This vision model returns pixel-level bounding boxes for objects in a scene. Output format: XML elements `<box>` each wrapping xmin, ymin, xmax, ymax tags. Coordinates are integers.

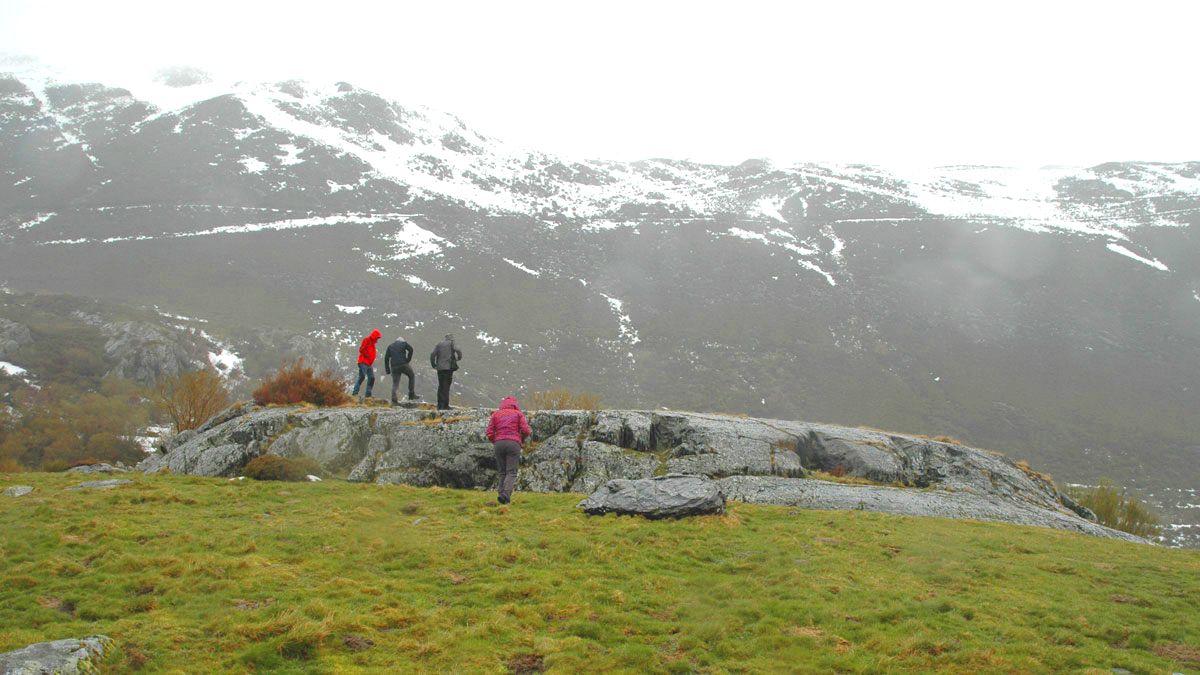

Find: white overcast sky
<box><xmin>1</xmin><ymin>0</ymin><xmax>1195</xmax><ymax>166</ymax></box>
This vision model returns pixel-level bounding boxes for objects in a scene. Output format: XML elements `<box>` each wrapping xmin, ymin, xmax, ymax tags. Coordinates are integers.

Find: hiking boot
<box><xmin>391</xmin><ymin>398</ymin><xmax>399</xmax><ymax>405</ymax></box>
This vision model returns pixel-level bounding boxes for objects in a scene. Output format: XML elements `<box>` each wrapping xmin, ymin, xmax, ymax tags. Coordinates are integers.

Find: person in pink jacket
<box><xmin>485</xmin><ymin>396</ymin><xmax>532</xmax><ymax>504</ymax></box>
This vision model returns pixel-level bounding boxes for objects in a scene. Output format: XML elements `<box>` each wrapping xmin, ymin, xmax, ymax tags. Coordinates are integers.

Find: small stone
<box><xmin>66</xmin><ymin>479</ymin><xmax>133</xmax><ymax>491</ymax></box>
<box><xmin>4</xmin><ymin>485</ymin><xmax>34</xmax><ymax>497</ymax></box>
<box><xmin>0</xmin><ymin>635</ymin><xmax>112</xmax><ymax>673</ymax></box>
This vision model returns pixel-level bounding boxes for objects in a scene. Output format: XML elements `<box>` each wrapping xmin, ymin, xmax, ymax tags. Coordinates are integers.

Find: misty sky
<box><xmin>1</xmin><ymin>0</ymin><xmax>1195</xmax><ymax>166</ymax></box>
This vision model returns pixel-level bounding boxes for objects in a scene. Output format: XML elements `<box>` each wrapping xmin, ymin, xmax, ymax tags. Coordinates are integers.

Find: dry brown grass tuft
<box><xmin>529</xmin><ymin>388</ymin><xmax>601</xmax><ymax>411</ymax></box>
<box><xmin>1153</xmin><ymin>642</ymin><xmax>1200</xmax><ymax>663</ymax></box>
<box><xmin>507</xmin><ymin>653</ymin><xmax>545</xmax><ymax>674</ymax></box>
<box><xmin>243</xmin><ymin>455</ymin><xmax>323</xmax><ymax>482</ymax></box>
<box><xmin>1014</xmin><ymin>460</ymin><xmax>1055</xmax><ymax>485</ymax></box>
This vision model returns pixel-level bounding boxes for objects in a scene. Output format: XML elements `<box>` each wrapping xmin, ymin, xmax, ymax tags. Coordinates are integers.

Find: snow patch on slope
<box><xmin>18</xmin><ymin>213</ymin><xmax>55</xmax><ymax>230</ymax></box>
<box><xmin>385</xmin><ymin>221</ymin><xmax>453</xmax><ymax>260</ymax></box>
<box><xmin>239</xmin><ymin>157</ymin><xmax>268</xmax><ymax>174</ymax></box>
<box><xmin>752</xmin><ymin>196</ymin><xmax>788</xmax><ymax>223</ymax></box>
<box><xmin>1106</xmin><ymin>243</ymin><xmax>1170</xmax><ymax>272</ymax></box>
<box><xmin>402</xmin><ymin>275</ymin><xmax>448</xmax><ymax>294</ymax></box>
<box><xmin>600</xmin><ymin>294</ymin><xmax>641</xmax><ymax>346</ymax></box>
<box><xmin>503</xmin><ymin>258</ymin><xmax>541</xmax><ymax>277</ymax></box>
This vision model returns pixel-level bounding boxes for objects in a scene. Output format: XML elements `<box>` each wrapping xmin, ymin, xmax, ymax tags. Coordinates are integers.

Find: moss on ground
<box><xmin>0</xmin><ymin>473</ymin><xmax>1197</xmax><ymax>673</ymax></box>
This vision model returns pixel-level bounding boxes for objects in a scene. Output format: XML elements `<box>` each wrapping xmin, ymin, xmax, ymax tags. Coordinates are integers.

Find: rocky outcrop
<box><xmin>3</xmin><ymin>486</ymin><xmax>33</xmax><ymax>497</ymax></box>
<box><xmin>0</xmin><ymin>318</ymin><xmax>32</xmax><ymax>360</ymax></box>
<box><xmin>139</xmin><ymin>405</ymin><xmax>1143</xmax><ymax>542</ymax></box>
<box><xmin>579</xmin><ymin>475</ymin><xmax>726</xmax><ymax>519</ymax></box>
<box><xmin>72</xmin><ymin>312</ymin><xmax>212</xmax><ymax>385</ymax></box>
<box><xmin>0</xmin><ymin>635</ymin><xmax>112</xmax><ymax>674</ymax></box>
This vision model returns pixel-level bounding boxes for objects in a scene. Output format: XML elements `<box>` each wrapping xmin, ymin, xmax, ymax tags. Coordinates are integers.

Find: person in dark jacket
<box><xmin>485</xmin><ymin>396</ymin><xmax>531</xmax><ymax>504</ymax></box>
<box><xmin>383</xmin><ymin>336</ymin><xmax>416</xmax><ymax>404</ymax></box>
<box><xmin>352</xmin><ymin>329</ymin><xmax>382</xmax><ymax>402</ymax></box>
<box><xmin>429</xmin><ymin>333</ymin><xmax>462</xmax><ymax>411</ymax></box>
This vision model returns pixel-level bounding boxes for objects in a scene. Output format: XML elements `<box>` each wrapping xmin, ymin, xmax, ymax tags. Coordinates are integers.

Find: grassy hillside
<box><xmin>0</xmin><ymin>474</ymin><xmax>1197</xmax><ymax>674</ymax></box>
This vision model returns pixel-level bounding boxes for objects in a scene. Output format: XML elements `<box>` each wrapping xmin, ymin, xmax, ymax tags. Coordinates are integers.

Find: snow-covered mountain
<box><xmin>1</xmin><ymin>59</ymin><xmax>1198</xmax><ymax>545</ymax></box>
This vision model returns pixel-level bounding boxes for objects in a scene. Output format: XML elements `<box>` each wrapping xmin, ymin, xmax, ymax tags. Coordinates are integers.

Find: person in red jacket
<box><xmin>485</xmin><ymin>396</ymin><xmax>532</xmax><ymax>504</ymax></box>
<box><xmin>352</xmin><ymin>329</ymin><xmax>382</xmax><ymax>402</ymax></box>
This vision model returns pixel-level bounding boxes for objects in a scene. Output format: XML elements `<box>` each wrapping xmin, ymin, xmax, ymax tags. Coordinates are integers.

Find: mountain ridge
<box><xmin>1</xmin><ymin>63</ymin><xmax>1197</xmax><ymax>547</ymax></box>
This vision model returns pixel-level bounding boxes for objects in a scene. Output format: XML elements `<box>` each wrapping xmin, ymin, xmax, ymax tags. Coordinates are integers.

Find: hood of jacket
<box><xmin>368</xmin><ymin>329</ymin><xmax>382</xmax><ymax>342</ymax></box>
<box><xmin>499</xmin><ymin>396</ymin><xmax>521</xmax><ymax>412</ymax></box>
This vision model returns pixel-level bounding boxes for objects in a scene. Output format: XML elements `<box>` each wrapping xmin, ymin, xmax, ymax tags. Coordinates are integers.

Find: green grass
<box><xmin>1</xmin><ymin>474</ymin><xmax>1198</xmax><ymax>674</ymax></box>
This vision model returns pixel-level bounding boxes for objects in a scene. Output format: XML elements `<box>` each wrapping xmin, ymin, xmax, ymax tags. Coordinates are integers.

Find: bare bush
<box><xmin>155</xmin><ymin>369</ymin><xmax>231</xmax><ymax>432</ymax></box>
<box><xmin>252</xmin><ymin>359</ymin><xmax>349</xmax><ymax>407</ymax></box>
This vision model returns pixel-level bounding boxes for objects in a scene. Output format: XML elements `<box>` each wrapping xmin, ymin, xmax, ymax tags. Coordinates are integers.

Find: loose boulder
<box><xmin>0</xmin><ymin>635</ymin><xmax>112</xmax><ymax>674</ymax></box>
<box><xmin>579</xmin><ymin>474</ymin><xmax>726</xmax><ymax>519</ymax></box>
<box><xmin>3</xmin><ymin>486</ymin><xmax>34</xmax><ymax>498</ymax></box>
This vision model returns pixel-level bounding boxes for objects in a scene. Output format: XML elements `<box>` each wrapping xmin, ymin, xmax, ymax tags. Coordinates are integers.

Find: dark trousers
<box><xmin>494</xmin><ymin>440</ymin><xmax>521</xmax><ymax>500</ymax></box>
<box><xmin>352</xmin><ymin>363</ymin><xmax>374</xmax><ymax>396</ymax></box>
<box><xmin>390</xmin><ymin>364</ymin><xmax>415</xmax><ymax>401</ymax></box>
<box><xmin>436</xmin><ymin>369</ymin><xmax>454</xmax><ymax>410</ymax></box>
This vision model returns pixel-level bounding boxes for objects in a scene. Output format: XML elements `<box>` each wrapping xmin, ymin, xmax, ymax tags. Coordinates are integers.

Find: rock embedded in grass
<box><xmin>66</xmin><ymin>463</ymin><xmax>129</xmax><ymax>474</ymax></box>
<box><xmin>65</xmin><ymin>479</ymin><xmax>133</xmax><ymax>491</ymax></box>
<box><xmin>578</xmin><ymin>474</ymin><xmax>726</xmax><ymax>519</ymax></box>
<box><xmin>0</xmin><ymin>635</ymin><xmax>112</xmax><ymax>673</ymax></box>
<box><xmin>3</xmin><ymin>485</ymin><xmax>34</xmax><ymax>497</ymax></box>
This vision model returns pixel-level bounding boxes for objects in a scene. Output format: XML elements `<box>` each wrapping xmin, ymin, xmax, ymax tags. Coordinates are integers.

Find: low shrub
<box><xmin>529</xmin><ymin>388</ymin><xmax>601</xmax><ymax>411</ymax></box>
<box><xmin>252</xmin><ymin>360</ymin><xmax>349</xmax><ymax>407</ymax></box>
<box><xmin>156</xmin><ymin>369</ymin><xmax>232</xmax><ymax>432</ymax></box>
<box><xmin>243</xmin><ymin>455</ymin><xmax>324</xmax><ymax>482</ymax></box>
<box><xmin>0</xmin><ymin>458</ymin><xmax>24</xmax><ymax>473</ymax></box>
<box><xmin>1069</xmin><ymin>479</ymin><xmax>1162</xmax><ymax>538</ymax></box>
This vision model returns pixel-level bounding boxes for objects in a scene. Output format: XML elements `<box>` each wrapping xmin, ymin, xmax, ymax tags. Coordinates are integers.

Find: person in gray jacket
<box><xmin>383</xmin><ymin>336</ymin><xmax>416</xmax><ymax>404</ymax></box>
<box><xmin>429</xmin><ymin>333</ymin><xmax>462</xmax><ymax>411</ymax></box>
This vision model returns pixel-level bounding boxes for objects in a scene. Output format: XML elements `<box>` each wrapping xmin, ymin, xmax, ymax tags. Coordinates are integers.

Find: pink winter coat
<box><xmin>486</xmin><ymin>396</ymin><xmax>532</xmax><ymax>444</ymax></box>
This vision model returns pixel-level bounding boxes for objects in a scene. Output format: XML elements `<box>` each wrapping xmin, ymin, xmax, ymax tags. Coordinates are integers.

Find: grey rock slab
<box><xmin>66</xmin><ymin>463</ymin><xmax>129</xmax><ymax>474</ymax></box>
<box><xmin>716</xmin><ymin>476</ymin><xmax>1146</xmax><ymax>544</ymax></box>
<box><xmin>66</xmin><ymin>479</ymin><xmax>133</xmax><ymax>491</ymax></box>
<box><xmin>0</xmin><ymin>635</ymin><xmax>112</xmax><ymax>674</ymax></box>
<box><xmin>161</xmin><ymin>429</ymin><xmax>196</xmax><ymax>453</ymax></box>
<box><xmin>579</xmin><ymin>474</ymin><xmax>726</xmax><ymax>519</ymax></box>
<box><xmin>3</xmin><ymin>485</ymin><xmax>34</xmax><ymax>497</ymax></box>
<box><xmin>264</xmin><ymin>409</ymin><xmax>375</xmax><ymax>473</ymax></box>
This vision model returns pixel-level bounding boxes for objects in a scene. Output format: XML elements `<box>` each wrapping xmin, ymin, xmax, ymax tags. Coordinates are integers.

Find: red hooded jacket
<box><xmin>358</xmin><ymin>329</ymin><xmax>382</xmax><ymax>365</ymax></box>
<box><xmin>486</xmin><ymin>396</ymin><xmax>532</xmax><ymax>444</ymax></box>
